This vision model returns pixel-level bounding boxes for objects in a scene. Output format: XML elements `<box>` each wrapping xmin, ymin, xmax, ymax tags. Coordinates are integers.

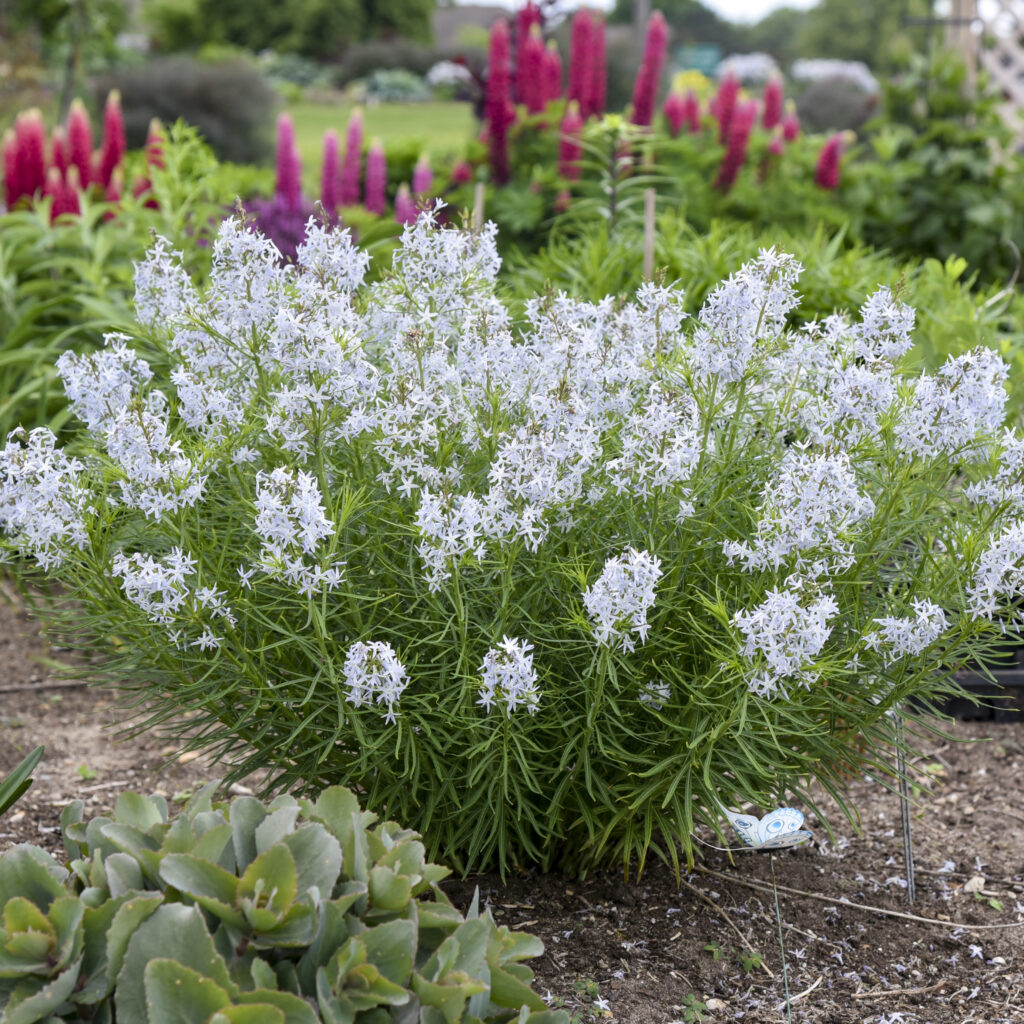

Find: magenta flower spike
<box><xmin>516</xmin><ymin>0</ymin><xmax>541</xmax><ymax>40</ymax></box>
<box><xmin>67</xmin><ymin>99</ymin><xmax>93</xmax><ymax>189</ymax></box>
<box><xmin>275</xmin><ymin>113</ymin><xmax>302</xmax><ymax>210</ymax></box>
<box><xmin>762</xmin><ymin>76</ymin><xmax>784</xmax><ymax>130</ymax></box>
<box><xmin>394</xmin><ymin>183</ymin><xmax>417</xmax><ymax>225</ymax></box>
<box><xmin>781</xmin><ymin>110</ymin><xmax>800</xmax><ymax>142</ymax></box>
<box><xmin>101</xmin><ymin>166</ymin><xmax>121</xmax><ymax>205</ymax></box>
<box><xmin>711</xmin><ymin>72</ymin><xmax>739</xmax><ymax>143</ymax></box>
<box><xmin>15</xmin><ymin>110</ymin><xmax>46</xmax><ymax>201</ymax></box>
<box><xmin>815</xmin><ymin>133</ymin><xmax>844</xmax><ymax>189</ymax></box>
<box><xmin>364</xmin><ymin>138</ymin><xmax>387</xmax><ymax>215</ymax></box>
<box><xmin>62</xmin><ymin>165</ymin><xmax>82</xmax><ymax>217</ymax></box>
<box><xmin>542</xmin><ymin>40</ymin><xmax>563</xmax><ymax>105</ymax></box>
<box><xmin>714</xmin><ymin>98</ymin><xmax>757</xmax><ymax>191</ymax></box>
<box><xmin>145</xmin><ymin>118</ymin><xmax>166</xmax><ymax>170</ymax></box>
<box><xmin>98</xmin><ymin>90</ymin><xmax>126</xmax><ymax>189</ymax></box>
<box><xmin>567</xmin><ymin>9</ymin><xmax>593</xmax><ymax>117</ymax></box>
<box><xmin>42</xmin><ymin>165</ymin><xmax>61</xmax><ymax>214</ymax></box>
<box><xmin>340</xmin><ymin>109</ymin><xmax>363</xmax><ymax>207</ymax></box>
<box><xmin>412</xmin><ymin>153</ymin><xmax>433</xmax><ymax>196</ymax></box>
<box><xmin>558</xmin><ymin>100</ymin><xmax>584</xmax><ymax>181</ymax></box>
<box><xmin>630</xmin><ymin>11</ymin><xmax>669</xmax><ymax>127</ymax></box>
<box><xmin>518</xmin><ymin>24</ymin><xmax>547</xmax><ymax>114</ymax></box>
<box><xmin>682</xmin><ymin>89</ymin><xmax>701</xmax><ymax>133</ymax></box>
<box><xmin>486</xmin><ymin>19</ymin><xmax>515</xmax><ymax>185</ymax></box>
<box><xmin>320</xmin><ymin>129</ymin><xmax>341</xmax><ymax>218</ymax></box>
<box><xmin>515</xmin><ymin>2</ymin><xmax>543</xmax><ymax>107</ymax></box>
<box><xmin>663</xmin><ymin>89</ymin><xmax>686</xmax><ymax>137</ymax></box>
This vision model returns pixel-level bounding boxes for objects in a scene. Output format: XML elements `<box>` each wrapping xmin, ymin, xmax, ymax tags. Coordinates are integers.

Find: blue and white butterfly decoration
<box><xmin>722</xmin><ymin>806</ymin><xmax>814</xmax><ymax>851</ymax></box>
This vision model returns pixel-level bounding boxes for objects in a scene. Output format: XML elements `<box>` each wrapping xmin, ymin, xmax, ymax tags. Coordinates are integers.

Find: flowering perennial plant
<box><xmin>4</xmin><ymin>213</ymin><xmax>1020</xmax><ymax>875</ymax></box>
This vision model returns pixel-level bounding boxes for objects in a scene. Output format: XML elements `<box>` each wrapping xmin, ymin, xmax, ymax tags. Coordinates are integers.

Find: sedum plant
<box><xmin>3</xmin><ymin>211</ymin><xmax>1023</xmax><ymax>874</ymax></box>
<box><xmin>0</xmin><ymin>784</ymin><xmax>565</xmax><ymax>1023</ymax></box>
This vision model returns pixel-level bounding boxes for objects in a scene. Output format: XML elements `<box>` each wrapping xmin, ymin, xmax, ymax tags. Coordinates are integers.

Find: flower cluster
<box><xmin>966</xmin><ymin>520</ymin><xmax>1024</xmax><ymax>621</ymax></box>
<box><xmin>723</xmin><ymin>449</ymin><xmax>875</xmax><ymax>573</ymax></box>
<box><xmin>584</xmin><ymin>547</ymin><xmax>663</xmax><ymax>652</ymax></box>
<box><xmin>249</xmin><ymin>468</ymin><xmax>344</xmax><ymax>596</ymax></box>
<box><xmin>639</xmin><ymin>678</ymin><xmax>671</xmax><ymax>711</ymax></box>
<box><xmin>343</xmin><ymin>641</ymin><xmax>409</xmax><ymax>723</ymax></box>
<box><xmin>899</xmin><ymin>346</ymin><xmax>1008</xmax><ymax>459</ymax></box>
<box><xmin>865</xmin><ymin>599</ymin><xmax>949</xmax><ymax>661</ymax></box>
<box><xmin>57</xmin><ymin>337</ymin><xmax>207</xmax><ymax>520</ymax></box>
<box><xmin>692</xmin><ymin>248</ymin><xmax>802</xmax><ymax>381</ymax></box>
<box><xmin>112</xmin><ymin>547</ymin><xmax>235</xmax><ymax>650</ymax></box>
<box><xmin>3</xmin><ymin>93</ymin><xmax>131</xmax><ymax>220</ymax></box>
<box><xmin>0</xmin><ymin>428</ymin><xmax>92</xmax><ymax>570</ymax></box>
<box><xmin>478</xmin><ymin>637</ymin><xmax>540</xmax><ymax>716</ymax></box>
<box><xmin>733</xmin><ymin>584</ymin><xmax>839</xmax><ymax>699</ymax></box>
<box><xmin>965</xmin><ymin>431</ymin><xmax>1024</xmax><ymax>511</ymax></box>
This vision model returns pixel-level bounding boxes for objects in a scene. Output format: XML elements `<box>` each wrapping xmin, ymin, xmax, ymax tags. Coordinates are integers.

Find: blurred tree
<box><xmin>609</xmin><ymin>0</ymin><xmax>743</xmax><ymax>51</ymax></box>
<box><xmin>142</xmin><ymin>0</ymin><xmax>202</xmax><ymax>53</ymax></box>
<box><xmin>362</xmin><ymin>0</ymin><xmax>432</xmax><ymax>42</ymax></box>
<box><xmin>742</xmin><ymin>6</ymin><xmax>805</xmax><ymax>69</ymax></box>
<box><xmin>144</xmin><ymin>0</ymin><xmax>428</xmax><ymax>57</ymax></box>
<box><xmin>5</xmin><ymin>0</ymin><xmax>128</xmax><ymax>116</ymax></box>
<box><xmin>287</xmin><ymin>0</ymin><xmax>365</xmax><ymax>58</ymax></box>
<box><xmin>194</xmin><ymin>0</ymin><xmax>292</xmax><ymax>52</ymax></box>
<box><xmin>796</xmin><ymin>0</ymin><xmax>935</xmax><ymax>72</ymax></box>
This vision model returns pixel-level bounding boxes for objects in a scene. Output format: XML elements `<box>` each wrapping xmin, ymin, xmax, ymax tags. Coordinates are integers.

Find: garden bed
<box><xmin>2</xmin><ymin>592</ymin><xmax>1023</xmax><ymax>1024</ymax></box>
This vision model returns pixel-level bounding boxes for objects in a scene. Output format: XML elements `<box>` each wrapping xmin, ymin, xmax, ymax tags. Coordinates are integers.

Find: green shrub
<box><xmin>0</xmin><ymin>784</ymin><xmax>565</xmax><ymax>1022</ymax></box>
<box><xmin>794</xmin><ymin>75</ymin><xmax>882</xmax><ymax>133</ymax></box>
<box><xmin>260</xmin><ymin>52</ymin><xmax>336</xmax><ymax>91</ymax></box>
<box><xmin>363</xmin><ymin>69</ymin><xmax>432</xmax><ymax>104</ymax></box>
<box><xmin>334</xmin><ymin>42</ymin><xmax>485</xmax><ymax>88</ymax></box>
<box><xmin>4</xmin><ymin>214</ymin><xmax>1020</xmax><ymax>878</ymax></box>
<box><xmin>96</xmin><ymin>57</ymin><xmax>277</xmax><ymax>163</ymax></box>
<box><xmin>854</xmin><ymin>51</ymin><xmax>1024</xmax><ymax>285</ymax></box>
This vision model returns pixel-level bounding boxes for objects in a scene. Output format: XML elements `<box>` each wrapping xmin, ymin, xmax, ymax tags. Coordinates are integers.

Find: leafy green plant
<box><xmin>676</xmin><ymin>994</ymin><xmax>707</xmax><ymax>1023</ymax></box>
<box><xmin>0</xmin><ymin>783</ymin><xmax>566</xmax><ymax>1023</ymax></box>
<box><xmin>737</xmin><ymin>950</ymin><xmax>763</xmax><ymax>973</ymax></box>
<box><xmin>6</xmin><ymin>213</ymin><xmax>1022</xmax><ymax>881</ymax></box>
<box><xmin>854</xmin><ymin>50</ymin><xmax>1024</xmax><ymax>283</ymax></box>
<box><xmin>0</xmin><ymin>745</ymin><xmax>43</xmax><ymax>818</ymax></box>
<box><xmin>96</xmin><ymin>56</ymin><xmax>277</xmax><ymax>163</ymax></box>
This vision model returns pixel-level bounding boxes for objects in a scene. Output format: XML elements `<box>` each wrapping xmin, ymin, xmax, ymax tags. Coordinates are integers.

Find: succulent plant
<box><xmin>0</xmin><ymin>785</ymin><xmax>566</xmax><ymax>1023</ymax></box>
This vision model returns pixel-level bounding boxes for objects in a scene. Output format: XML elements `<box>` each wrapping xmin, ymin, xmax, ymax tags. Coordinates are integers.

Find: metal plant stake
<box><xmin>896</xmin><ymin>709</ymin><xmax>916</xmax><ymax>903</ymax></box>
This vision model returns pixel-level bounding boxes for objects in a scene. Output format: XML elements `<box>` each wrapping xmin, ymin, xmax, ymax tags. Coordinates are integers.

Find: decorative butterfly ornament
<box><xmin>723</xmin><ymin>806</ymin><xmax>813</xmax><ymax>850</ymax></box>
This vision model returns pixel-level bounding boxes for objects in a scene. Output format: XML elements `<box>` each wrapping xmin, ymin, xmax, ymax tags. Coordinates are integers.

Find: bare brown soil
<box><xmin>2</xmin><ymin>591</ymin><xmax>1024</xmax><ymax>1024</ymax></box>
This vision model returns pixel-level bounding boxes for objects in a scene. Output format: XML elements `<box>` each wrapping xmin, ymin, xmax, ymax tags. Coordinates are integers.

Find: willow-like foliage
<box><xmin>4</xmin><ymin>212</ymin><xmax>1018</xmax><ymax>878</ymax></box>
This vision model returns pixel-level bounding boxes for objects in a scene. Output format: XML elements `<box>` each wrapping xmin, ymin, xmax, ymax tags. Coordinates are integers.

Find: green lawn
<box><xmin>288</xmin><ymin>99</ymin><xmax>475</xmax><ymax>183</ymax></box>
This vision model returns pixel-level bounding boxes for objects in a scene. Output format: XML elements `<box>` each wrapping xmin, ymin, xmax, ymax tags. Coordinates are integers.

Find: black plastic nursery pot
<box><xmin>938</xmin><ymin>640</ymin><xmax>1024</xmax><ymax>722</ymax></box>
